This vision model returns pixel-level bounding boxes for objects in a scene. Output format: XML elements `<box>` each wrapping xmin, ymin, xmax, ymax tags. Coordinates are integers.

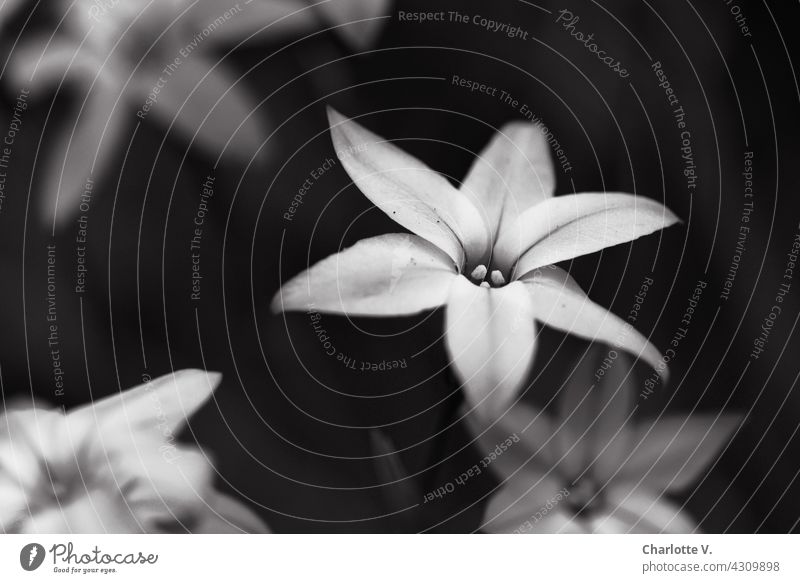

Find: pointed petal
<box><xmin>368</xmin><ymin>430</ymin><xmax>421</xmax><ymax>517</ymax></box>
<box><xmin>328</xmin><ymin>108</ymin><xmax>489</xmax><ymax>267</ymax></box>
<box><xmin>460</xmin><ymin>121</ymin><xmax>554</xmax><ymax>238</ymax></box>
<box><xmin>619</xmin><ymin>414</ymin><xmax>741</xmax><ymax>493</ymax></box>
<box><xmin>596</xmin><ymin>485</ymin><xmax>698</xmax><ymax>533</ymax></box>
<box><xmin>144</xmin><ymin>56</ymin><xmax>265</xmax><ymax>162</ymax></box>
<box><xmin>70</xmin><ymin>369</ymin><xmax>220</xmax><ymax>438</ymax></box>
<box><xmin>445</xmin><ymin>277</ymin><xmax>536</xmax><ymax>415</ymax></box>
<box><xmin>495</xmin><ymin>192</ymin><xmax>680</xmax><ymax>274</ymax></box>
<box><xmin>7</xmin><ymin>38</ymin><xmax>104</xmax><ymax>89</ymax></box>
<box><xmin>315</xmin><ymin>0</ymin><xmax>391</xmax><ymax>51</ymax></box>
<box><xmin>40</xmin><ymin>79</ymin><xmax>128</xmax><ymax>227</ymax></box>
<box><xmin>119</xmin><ymin>448</ymin><xmax>213</xmax><ymax>532</ymax></box>
<box><xmin>522</xmin><ymin>265</ymin><xmax>667</xmax><ymax>382</ymax></box>
<box><xmin>272</xmin><ymin>233</ymin><xmax>457</xmax><ymax>316</ymax></box>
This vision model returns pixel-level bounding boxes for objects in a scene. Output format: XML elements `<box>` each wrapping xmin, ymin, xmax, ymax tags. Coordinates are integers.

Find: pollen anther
<box><xmin>490</xmin><ymin>270</ymin><xmax>506</xmax><ymax>286</ymax></box>
<box><xmin>470</xmin><ymin>264</ymin><xmax>488</xmax><ymax>281</ymax></box>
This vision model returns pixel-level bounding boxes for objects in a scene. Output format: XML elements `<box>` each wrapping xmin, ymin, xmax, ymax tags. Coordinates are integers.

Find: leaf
<box><xmin>594</xmin><ymin>485</ymin><xmax>698</xmax><ymax>533</ymax></box>
<box><xmin>39</xmin><ymin>78</ymin><xmax>129</xmax><ymax>227</ymax></box>
<box><xmin>463</xmin><ymin>401</ymin><xmax>556</xmax><ymax>480</ymax></box>
<box><xmin>368</xmin><ymin>430</ymin><xmax>421</xmax><ymax>527</ymax></box>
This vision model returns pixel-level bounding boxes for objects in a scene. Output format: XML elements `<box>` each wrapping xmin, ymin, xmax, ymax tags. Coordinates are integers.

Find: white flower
<box><xmin>0</xmin><ymin>369</ymin><xmax>268</xmax><ymax>534</ymax></box>
<box><xmin>466</xmin><ymin>353</ymin><xmax>741</xmax><ymax>533</ymax></box>
<box><xmin>5</xmin><ymin>0</ymin><xmax>391</xmax><ymax>226</ymax></box>
<box><xmin>272</xmin><ymin>108</ymin><xmax>680</xmax><ymax>414</ymax></box>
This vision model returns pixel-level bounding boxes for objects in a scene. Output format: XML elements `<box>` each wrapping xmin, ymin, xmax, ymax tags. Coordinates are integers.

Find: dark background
<box><xmin>1</xmin><ymin>0</ymin><xmax>798</xmax><ymax>532</ymax></box>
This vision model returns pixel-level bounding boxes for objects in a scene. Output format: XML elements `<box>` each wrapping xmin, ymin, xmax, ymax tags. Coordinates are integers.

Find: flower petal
<box><xmin>70</xmin><ymin>369</ymin><xmax>220</xmax><ymax>440</ymax></box>
<box><xmin>7</xmin><ymin>38</ymin><xmax>105</xmax><ymax>89</ymax></box>
<box><xmin>460</xmin><ymin>121</ymin><xmax>554</xmax><ymax>239</ymax></box>
<box><xmin>143</xmin><ymin>55</ymin><xmax>266</xmax><ymax>162</ymax></box>
<box><xmin>38</xmin><ymin>79</ymin><xmax>129</xmax><ymax>227</ymax></box>
<box><xmin>272</xmin><ymin>233</ymin><xmax>457</xmax><ymax>316</ymax></box>
<box><xmin>494</xmin><ymin>192</ymin><xmax>680</xmax><ymax>275</ymax></box>
<box><xmin>117</xmin><ymin>448</ymin><xmax>212</xmax><ymax>531</ymax></box>
<box><xmin>328</xmin><ymin>108</ymin><xmax>489</xmax><ymax>267</ymax></box>
<box><xmin>522</xmin><ymin>265</ymin><xmax>667</xmax><ymax>382</ymax></box>
<box><xmin>368</xmin><ymin>430</ymin><xmax>420</xmax><ymax>512</ymax></box>
<box><xmin>21</xmin><ymin>488</ymin><xmax>141</xmax><ymax>534</ymax></box>
<box><xmin>0</xmin><ymin>408</ymin><xmax>69</xmax><ymax>532</ymax></box>
<box><xmin>593</xmin><ymin>485</ymin><xmax>698</xmax><ymax>533</ymax></box>
<box><xmin>618</xmin><ymin>414</ymin><xmax>742</xmax><ymax>493</ymax></box>
<box><xmin>314</xmin><ymin>0</ymin><xmax>392</xmax><ymax>51</ymax></box>
<box><xmin>445</xmin><ymin>277</ymin><xmax>536</xmax><ymax>415</ymax></box>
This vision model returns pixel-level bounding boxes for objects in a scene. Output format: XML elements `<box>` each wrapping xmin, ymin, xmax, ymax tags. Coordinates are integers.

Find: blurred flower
<box><xmin>0</xmin><ymin>369</ymin><xmax>268</xmax><ymax>534</ymax></box>
<box><xmin>466</xmin><ymin>353</ymin><xmax>741</xmax><ymax>533</ymax></box>
<box><xmin>272</xmin><ymin>108</ymin><xmax>679</xmax><ymax>414</ymax></box>
<box><xmin>186</xmin><ymin>0</ymin><xmax>392</xmax><ymax>52</ymax></box>
<box><xmin>4</xmin><ymin>0</ymin><xmax>391</xmax><ymax>226</ymax></box>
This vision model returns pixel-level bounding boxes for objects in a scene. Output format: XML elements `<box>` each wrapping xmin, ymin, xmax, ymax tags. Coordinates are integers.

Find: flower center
<box><xmin>564</xmin><ymin>478</ymin><xmax>605</xmax><ymax>518</ymax></box>
<box><xmin>469</xmin><ymin>264</ymin><xmax>507</xmax><ymax>288</ymax></box>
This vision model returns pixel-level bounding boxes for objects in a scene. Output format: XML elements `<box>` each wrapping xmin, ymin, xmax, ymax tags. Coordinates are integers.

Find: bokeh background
<box><xmin>1</xmin><ymin>0</ymin><xmax>798</xmax><ymax>532</ymax></box>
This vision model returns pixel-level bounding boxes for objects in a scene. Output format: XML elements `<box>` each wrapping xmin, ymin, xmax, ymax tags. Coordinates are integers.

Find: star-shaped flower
<box><xmin>0</xmin><ymin>369</ymin><xmax>268</xmax><ymax>534</ymax></box>
<box><xmin>466</xmin><ymin>353</ymin><xmax>741</xmax><ymax>533</ymax></box>
<box><xmin>4</xmin><ymin>0</ymin><xmax>390</xmax><ymax>227</ymax></box>
<box><xmin>273</xmin><ymin>110</ymin><xmax>680</xmax><ymax>413</ymax></box>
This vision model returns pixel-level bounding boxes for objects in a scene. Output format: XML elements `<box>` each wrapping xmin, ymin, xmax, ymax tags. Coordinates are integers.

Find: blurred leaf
<box><xmin>369</xmin><ymin>429</ymin><xmax>421</xmax><ymax>529</ymax></box>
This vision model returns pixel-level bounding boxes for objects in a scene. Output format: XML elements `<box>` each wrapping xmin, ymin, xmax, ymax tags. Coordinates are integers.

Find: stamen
<box><xmin>470</xmin><ymin>264</ymin><xmax>487</xmax><ymax>281</ymax></box>
<box><xmin>490</xmin><ymin>270</ymin><xmax>506</xmax><ymax>286</ymax></box>
<box><xmin>480</xmin><ymin>281</ymin><xmax>490</xmax><ymax>289</ymax></box>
